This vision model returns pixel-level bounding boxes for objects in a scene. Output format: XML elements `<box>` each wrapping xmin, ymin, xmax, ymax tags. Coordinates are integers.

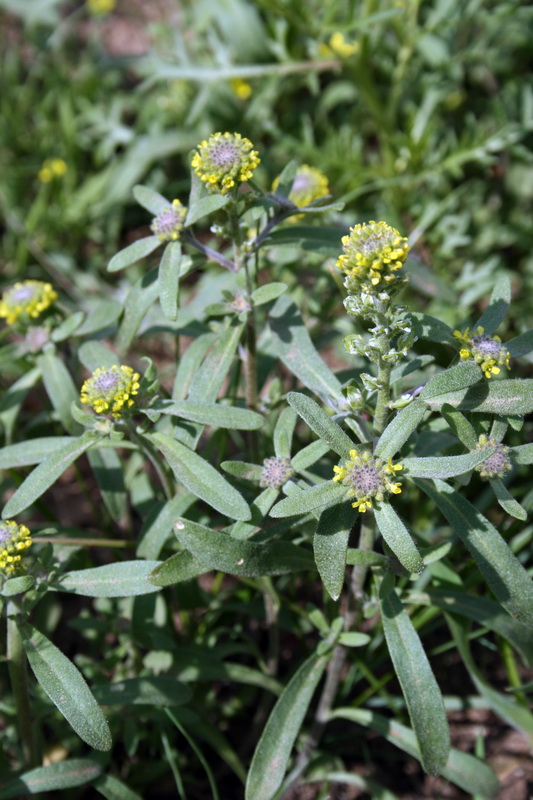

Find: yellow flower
<box><xmin>319</xmin><ymin>32</ymin><xmax>359</xmax><ymax>59</ymax></box>
<box><xmin>0</xmin><ymin>521</ymin><xmax>32</xmax><ymax>576</ymax></box>
<box><xmin>38</xmin><ymin>158</ymin><xmax>68</xmax><ymax>183</ymax></box>
<box><xmin>87</xmin><ymin>0</ymin><xmax>116</xmax><ymax>15</ymax></box>
<box><xmin>191</xmin><ymin>132</ymin><xmax>260</xmax><ymax>195</ymax></box>
<box><xmin>332</xmin><ymin>449</ymin><xmax>403</xmax><ymax>512</ymax></box>
<box><xmin>272</xmin><ymin>165</ymin><xmax>329</xmax><ymax>221</ymax></box>
<box><xmin>80</xmin><ymin>365</ymin><xmax>140</xmax><ymax>418</ymax></box>
<box><xmin>336</xmin><ymin>221</ymin><xmax>409</xmax><ymax>292</ymax></box>
<box><xmin>0</xmin><ymin>280</ymin><xmax>58</xmax><ymax>325</ymax></box>
<box><xmin>474</xmin><ymin>434</ymin><xmax>511</xmax><ymax>479</ymax></box>
<box><xmin>150</xmin><ymin>199</ymin><xmax>187</xmax><ymax>242</ymax></box>
<box><xmin>453</xmin><ymin>326</ymin><xmax>510</xmax><ymax>379</ymax></box>
<box><xmin>230</xmin><ymin>79</ymin><xmax>252</xmax><ymax>101</ymax></box>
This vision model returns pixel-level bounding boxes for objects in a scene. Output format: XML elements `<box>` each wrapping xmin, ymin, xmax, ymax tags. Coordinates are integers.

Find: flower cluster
<box><xmin>260</xmin><ymin>457</ymin><xmax>294</xmax><ymax>489</ymax></box>
<box><xmin>80</xmin><ymin>365</ymin><xmax>140</xmax><ymax>417</ymax></box>
<box><xmin>453</xmin><ymin>326</ymin><xmax>510</xmax><ymax>379</ymax></box>
<box><xmin>191</xmin><ymin>132</ymin><xmax>260</xmax><ymax>194</ymax></box>
<box><xmin>336</xmin><ymin>221</ymin><xmax>409</xmax><ymax>292</ymax></box>
<box><xmin>38</xmin><ymin>158</ymin><xmax>68</xmax><ymax>183</ymax></box>
<box><xmin>0</xmin><ymin>520</ymin><xmax>32</xmax><ymax>576</ymax></box>
<box><xmin>332</xmin><ymin>449</ymin><xmax>403</xmax><ymax>512</ymax></box>
<box><xmin>150</xmin><ymin>199</ymin><xmax>187</xmax><ymax>242</ymax></box>
<box><xmin>273</xmin><ymin>165</ymin><xmax>329</xmax><ymax>220</ymax></box>
<box><xmin>319</xmin><ymin>32</ymin><xmax>359</xmax><ymax>59</ymax></box>
<box><xmin>474</xmin><ymin>435</ymin><xmax>511</xmax><ymax>479</ymax></box>
<box><xmin>0</xmin><ymin>280</ymin><xmax>58</xmax><ymax>325</ymax></box>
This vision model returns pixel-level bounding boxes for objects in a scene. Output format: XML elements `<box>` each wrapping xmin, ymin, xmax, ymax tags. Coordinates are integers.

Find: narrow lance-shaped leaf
<box><xmin>440</xmin><ymin>404</ymin><xmax>477</xmax><ymax>449</ymax></box>
<box><xmin>374</xmin><ymin>399</ymin><xmax>427</xmax><ymax>459</ymax></box>
<box><xmin>374</xmin><ymin>503</ymin><xmax>424</xmax><ymax>574</ymax></box>
<box><xmin>148</xmin><ymin>399</ymin><xmax>264</xmax><ymax>430</ymax></box>
<box><xmin>0</xmin><ymin>437</ymin><xmax>77</xmax><ymax>469</ymax></box>
<box><xmin>159</xmin><ymin>240</ymin><xmax>181</xmax><ymax>321</ymax></box>
<box><xmin>147</xmin><ymin>432</ymin><xmax>250</xmax><ymax>521</ymax></box>
<box><xmin>92</xmin><ymin>677</ymin><xmax>191</xmax><ymax>707</ymax></box>
<box><xmin>409</xmin><ymin>312</ymin><xmax>458</xmax><ymax>347</ymax></box>
<box><xmin>420</xmin><ymin>361</ymin><xmax>482</xmax><ymax>400</ymax></box>
<box><xmin>287</xmin><ymin>391</ymin><xmax>355</xmax><ymax>458</ymax></box>
<box><xmin>37</xmin><ymin>349</ymin><xmax>82</xmax><ymax>435</ymax></box>
<box><xmin>0</xmin><ymin>760</ymin><xmax>102</xmax><ymax>800</ymax></box>
<box><xmin>117</xmin><ymin>267</ymin><xmax>159</xmax><ymax>353</ymax></box>
<box><xmin>88</xmin><ymin>448</ymin><xmax>127</xmax><ymax>524</ymax></box>
<box><xmin>56</xmin><ymin>561</ymin><xmax>162</xmax><ymax>597</ymax></box>
<box><xmin>490</xmin><ymin>477</ymin><xmax>527</xmax><ymax>521</ymax></box>
<box><xmin>401</xmin><ymin>450</ymin><xmax>494</xmax><ymax>478</ymax></box>
<box><xmin>474</xmin><ymin>272</ymin><xmax>511</xmax><ymax>335</ymax></box>
<box><xmin>270</xmin><ymin>481</ymin><xmax>345</xmax><ymax>518</ymax></box>
<box><xmin>418</xmin><ymin>479</ymin><xmax>533</xmax><ymax>628</ymax></box>
<box><xmin>251</xmin><ymin>282</ymin><xmax>287</xmax><ymax>306</ymax></box>
<box><xmin>149</xmin><ymin>550</ymin><xmax>208</xmax><ymax>587</ymax></box>
<box><xmin>78</xmin><ymin>341</ymin><xmax>120</xmax><ymax>372</ymax></box>
<box><xmin>21</xmin><ymin>624</ymin><xmax>112</xmax><ymax>751</ymax></box>
<box><xmin>93</xmin><ymin>773</ymin><xmax>143</xmax><ymax>800</ymax></box>
<box><xmin>273</xmin><ymin>406</ymin><xmax>297</xmax><ymax>459</ymax></box>
<box><xmin>314</xmin><ymin>502</ymin><xmax>354</xmax><ymax>600</ymax></box>
<box><xmin>108</xmin><ymin>236</ymin><xmax>160</xmax><ymax>273</ymax></box>
<box><xmin>174</xmin><ymin>518</ymin><xmax>314</xmax><ymax>576</ymax></box>
<box><xmin>2</xmin><ymin>431</ymin><xmax>104</xmax><ymax>518</ymax></box>
<box><xmin>133</xmin><ymin>184</ymin><xmax>169</xmax><ymax>215</ymax></box>
<box><xmin>423</xmin><ymin>379</ymin><xmax>533</xmax><ymax>415</ymax></box>
<box><xmin>379</xmin><ymin>575</ymin><xmax>450</xmax><ymax>775</ymax></box>
<box><xmin>245</xmin><ymin>647</ymin><xmax>332</xmax><ymax>800</ymax></box>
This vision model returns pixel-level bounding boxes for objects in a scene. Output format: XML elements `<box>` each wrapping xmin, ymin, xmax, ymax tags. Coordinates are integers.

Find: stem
<box><xmin>6</xmin><ymin>607</ymin><xmax>39</xmax><ymax>768</ymax></box>
<box><xmin>183</xmin><ymin>231</ymin><xmax>237</xmax><ymax>272</ymax></box>
<box><xmin>121</xmin><ymin>420</ymin><xmax>174</xmax><ymax>501</ymax></box>
<box><xmin>373</xmin><ymin>303</ymin><xmax>394</xmax><ymax>437</ymax></box>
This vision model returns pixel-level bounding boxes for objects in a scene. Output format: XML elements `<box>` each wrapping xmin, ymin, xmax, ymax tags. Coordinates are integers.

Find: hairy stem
<box><xmin>121</xmin><ymin>420</ymin><xmax>174</xmax><ymax>501</ymax></box>
<box><xmin>6</xmin><ymin>607</ymin><xmax>39</xmax><ymax>768</ymax></box>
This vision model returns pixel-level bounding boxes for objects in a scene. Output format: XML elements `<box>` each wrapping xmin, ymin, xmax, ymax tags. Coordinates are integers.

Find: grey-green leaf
<box><xmin>251</xmin><ymin>282</ymin><xmax>287</xmax><ymax>306</ymax></box>
<box><xmin>287</xmin><ymin>391</ymin><xmax>355</xmax><ymax>458</ymax></box>
<box><xmin>0</xmin><ymin>759</ymin><xmax>102</xmax><ymax>799</ymax></box>
<box><xmin>374</xmin><ymin>504</ymin><xmax>424</xmax><ymax>574</ymax></box>
<box><xmin>409</xmin><ymin>312</ymin><xmax>458</xmax><ymax>347</ymax></box>
<box><xmin>94</xmin><ymin>773</ymin><xmax>143</xmax><ymax>800</ymax></box>
<box><xmin>314</xmin><ymin>502</ymin><xmax>354</xmax><ymax>600</ymax></box>
<box><xmin>108</xmin><ymin>236</ymin><xmax>160</xmax><ymax>272</ymax></box>
<box><xmin>2</xmin><ymin>431</ymin><xmax>103</xmax><ymax>518</ymax></box>
<box><xmin>489</xmin><ymin>477</ymin><xmax>527</xmax><ymax>520</ymax></box>
<box><xmin>92</xmin><ymin>677</ymin><xmax>191</xmax><ymax>707</ymax></box>
<box><xmin>270</xmin><ymin>481</ymin><xmax>345</xmax><ymax>518</ymax></box>
<box><xmin>185</xmin><ymin>193</ymin><xmax>228</xmax><ymax>226</ymax></box>
<box><xmin>474</xmin><ymin>272</ymin><xmax>511</xmax><ymax>335</ymax></box>
<box><xmin>440</xmin><ymin>404</ymin><xmax>478</xmax><ymax>449</ymax></box>
<box><xmin>150</xmin><ymin>400</ymin><xmax>264</xmax><ymax>429</ymax></box>
<box><xmin>149</xmin><ymin>551</ymin><xmax>209</xmax><ymax>587</ymax></box>
<box><xmin>0</xmin><ymin>437</ymin><xmax>77</xmax><ymax>468</ymax></box>
<box><xmin>423</xmin><ymin>378</ymin><xmax>533</xmax><ymax>415</ymax></box>
<box><xmin>402</xmin><ymin>450</ymin><xmax>493</xmax><ymax>478</ymax></box>
<box><xmin>379</xmin><ymin>576</ymin><xmax>450</xmax><ymax>774</ymax></box>
<box><xmin>56</xmin><ymin>561</ymin><xmax>162</xmax><ymax>597</ymax></box>
<box><xmin>245</xmin><ymin>649</ymin><xmax>331</xmax><ymax>800</ymax></box>
<box><xmin>418</xmin><ymin>479</ymin><xmax>533</xmax><ymax>627</ymax></box>
<box><xmin>147</xmin><ymin>432</ymin><xmax>250</xmax><ymax>520</ymax></box>
<box><xmin>133</xmin><ymin>184</ymin><xmax>169</xmax><ymax>215</ymax></box>
<box><xmin>159</xmin><ymin>241</ymin><xmax>182</xmax><ymax>321</ymax></box>
<box><xmin>38</xmin><ymin>349</ymin><xmax>82</xmax><ymax>435</ymax></box>
<box><xmin>374</xmin><ymin>399</ymin><xmax>427</xmax><ymax>459</ymax></box>
<box><xmin>78</xmin><ymin>341</ymin><xmax>120</xmax><ymax>371</ymax></box>
<box><xmin>117</xmin><ymin>267</ymin><xmax>159</xmax><ymax>353</ymax></box>
<box><xmin>420</xmin><ymin>361</ymin><xmax>482</xmax><ymax>400</ymax></box>
<box><xmin>174</xmin><ymin>518</ymin><xmax>314</xmax><ymax>576</ymax></box>
<box><xmin>21</xmin><ymin>625</ymin><xmax>112</xmax><ymax>751</ymax></box>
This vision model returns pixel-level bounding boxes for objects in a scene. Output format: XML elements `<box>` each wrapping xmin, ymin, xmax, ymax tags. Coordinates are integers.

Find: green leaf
<box><xmin>88</xmin><ymin>448</ymin><xmax>127</xmax><ymax>524</ymax></box>
<box><xmin>0</xmin><ymin>366</ymin><xmax>41</xmax><ymax>443</ymax></box>
<box><xmin>420</xmin><ymin>361</ymin><xmax>482</xmax><ymax>400</ymax></box>
<box><xmin>56</xmin><ymin>561</ymin><xmax>162</xmax><ymax>597</ymax></box>
<box><xmin>402</xmin><ymin>450</ymin><xmax>493</xmax><ymax>478</ymax></box>
<box><xmin>78</xmin><ymin>341</ymin><xmax>120</xmax><ymax>372</ymax></box>
<box><xmin>418</xmin><ymin>479</ymin><xmax>533</xmax><ymax>627</ymax></box>
<box><xmin>221</xmin><ymin>461</ymin><xmax>264</xmax><ymax>481</ymax></box>
<box><xmin>440</xmin><ymin>404</ymin><xmax>478</xmax><ymax>449</ymax></box>
<box><xmin>94</xmin><ymin>773</ymin><xmax>143</xmax><ymax>800</ymax></box>
<box><xmin>149</xmin><ymin>399</ymin><xmax>264</xmax><ymax>429</ymax></box>
<box><xmin>2</xmin><ymin>431</ymin><xmax>103</xmax><ymax>517</ymax></box>
<box><xmin>149</xmin><ymin>550</ymin><xmax>208</xmax><ymax>587</ymax></box>
<box><xmin>267</xmin><ymin>295</ymin><xmax>343</xmax><ymax>403</ymax></box>
<box><xmin>379</xmin><ymin>576</ymin><xmax>450</xmax><ymax>775</ymax></box>
<box><xmin>474</xmin><ymin>272</ymin><xmax>511</xmax><ymax>335</ymax></box>
<box><xmin>50</xmin><ymin>311</ymin><xmax>84</xmax><ymax>342</ymax></box>
<box><xmin>270</xmin><ymin>481</ymin><xmax>345</xmax><ymax>518</ymax></box>
<box><xmin>374</xmin><ymin>399</ymin><xmax>427</xmax><ymax>459</ymax></box>
<box><xmin>133</xmin><ymin>184</ymin><xmax>169</xmax><ymax>215</ymax></box>
<box><xmin>337</xmin><ymin>632</ymin><xmax>371</xmax><ymax>647</ymax></box>
<box><xmin>245</xmin><ymin>648</ymin><xmax>331</xmax><ymax>800</ymax></box>
<box><xmin>251</xmin><ymin>282</ymin><xmax>287</xmax><ymax>306</ymax></box>
<box><xmin>374</xmin><ymin>504</ymin><xmax>424</xmax><ymax>574</ymax></box>
<box><xmin>185</xmin><ymin>193</ymin><xmax>228</xmax><ymax>227</ymax></box>
<box><xmin>172</xmin><ymin>330</ymin><xmax>217</xmax><ymax>400</ymax></box>
<box><xmin>508</xmin><ymin>330</ymin><xmax>533</xmax><ymax>358</ymax></box>
<box><xmin>159</xmin><ymin>241</ymin><xmax>182</xmax><ymax>321</ymax></box>
<box><xmin>92</xmin><ymin>677</ymin><xmax>191</xmax><ymax>707</ymax></box>
<box><xmin>107</xmin><ymin>236</ymin><xmax>160</xmax><ymax>272</ymax></box>
<box><xmin>174</xmin><ymin>518</ymin><xmax>314</xmax><ymax>576</ymax></box>
<box><xmin>410</xmin><ymin>312</ymin><xmax>458</xmax><ymax>347</ymax></box>
<box><xmin>290</xmin><ymin>439</ymin><xmax>331</xmax><ymax>471</ymax></box>
<box><xmin>117</xmin><ymin>267</ymin><xmax>159</xmax><ymax>353</ymax></box>
<box><xmin>490</xmin><ymin>477</ymin><xmax>527</xmax><ymax>520</ymax></box>
<box><xmin>0</xmin><ymin>436</ymin><xmax>77</xmax><ymax>468</ymax></box>
<box><xmin>287</xmin><ymin>391</ymin><xmax>355</xmax><ymax>458</ymax></box>
<box><xmin>346</xmin><ymin>549</ymin><xmax>389</xmax><ymax>567</ymax></box>
<box><xmin>137</xmin><ymin>491</ymin><xmax>196</xmax><ymax>559</ymax></box>
<box><xmin>1</xmin><ymin>575</ymin><xmax>35</xmax><ymax>596</ymax></box>
<box><xmin>0</xmin><ymin>760</ymin><xmax>102</xmax><ymax>799</ymax></box>
<box><xmin>229</xmin><ymin>487</ymin><xmax>280</xmax><ymax>540</ymax></box>
<box><xmin>423</xmin><ymin>378</ymin><xmax>533</xmax><ymax>415</ymax></box>
<box><xmin>329</xmin><ymin>708</ymin><xmax>499</xmax><ymax>797</ymax></box>
<box><xmin>390</xmin><ymin>355</ymin><xmax>435</xmax><ymax>384</ymax></box>
<box><xmin>511</xmin><ymin>443</ymin><xmax>533</xmax><ymax>464</ymax></box>
<box><xmin>37</xmin><ymin>349</ymin><xmax>82</xmax><ymax>435</ymax></box>
<box><xmin>21</xmin><ymin>624</ymin><xmax>112</xmax><ymax>751</ymax></box>
<box><xmin>147</xmin><ymin>432</ymin><xmax>250</xmax><ymax>520</ymax></box>
<box><xmin>314</xmin><ymin>502</ymin><xmax>354</xmax><ymax>600</ymax></box>
<box><xmin>75</xmin><ymin>300</ymin><xmax>122</xmax><ymax>337</ymax></box>
<box><xmin>273</xmin><ymin>407</ymin><xmax>297</xmax><ymax>459</ymax></box>
<box><xmin>266</xmin><ymin>225</ymin><xmax>345</xmax><ymax>255</ymax></box>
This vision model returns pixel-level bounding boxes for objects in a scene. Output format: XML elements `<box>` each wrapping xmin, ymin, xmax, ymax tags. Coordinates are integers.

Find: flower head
<box><xmin>453</xmin><ymin>326</ymin><xmax>510</xmax><ymax>379</ymax></box>
<box><xmin>0</xmin><ymin>521</ymin><xmax>32</xmax><ymax>576</ymax></box>
<box><xmin>474</xmin><ymin>435</ymin><xmax>511</xmax><ymax>479</ymax></box>
<box><xmin>332</xmin><ymin>449</ymin><xmax>403</xmax><ymax>512</ymax></box>
<box><xmin>191</xmin><ymin>132</ymin><xmax>260</xmax><ymax>194</ymax></box>
<box><xmin>87</xmin><ymin>0</ymin><xmax>116</xmax><ymax>14</ymax></box>
<box><xmin>273</xmin><ymin>165</ymin><xmax>329</xmax><ymax>219</ymax></box>
<box><xmin>260</xmin><ymin>457</ymin><xmax>294</xmax><ymax>489</ymax></box>
<box><xmin>150</xmin><ymin>199</ymin><xmax>187</xmax><ymax>242</ymax></box>
<box><xmin>80</xmin><ymin>365</ymin><xmax>140</xmax><ymax>418</ymax></box>
<box><xmin>0</xmin><ymin>281</ymin><xmax>58</xmax><ymax>325</ymax></box>
<box><xmin>336</xmin><ymin>221</ymin><xmax>409</xmax><ymax>292</ymax></box>
<box><xmin>38</xmin><ymin>158</ymin><xmax>68</xmax><ymax>184</ymax></box>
